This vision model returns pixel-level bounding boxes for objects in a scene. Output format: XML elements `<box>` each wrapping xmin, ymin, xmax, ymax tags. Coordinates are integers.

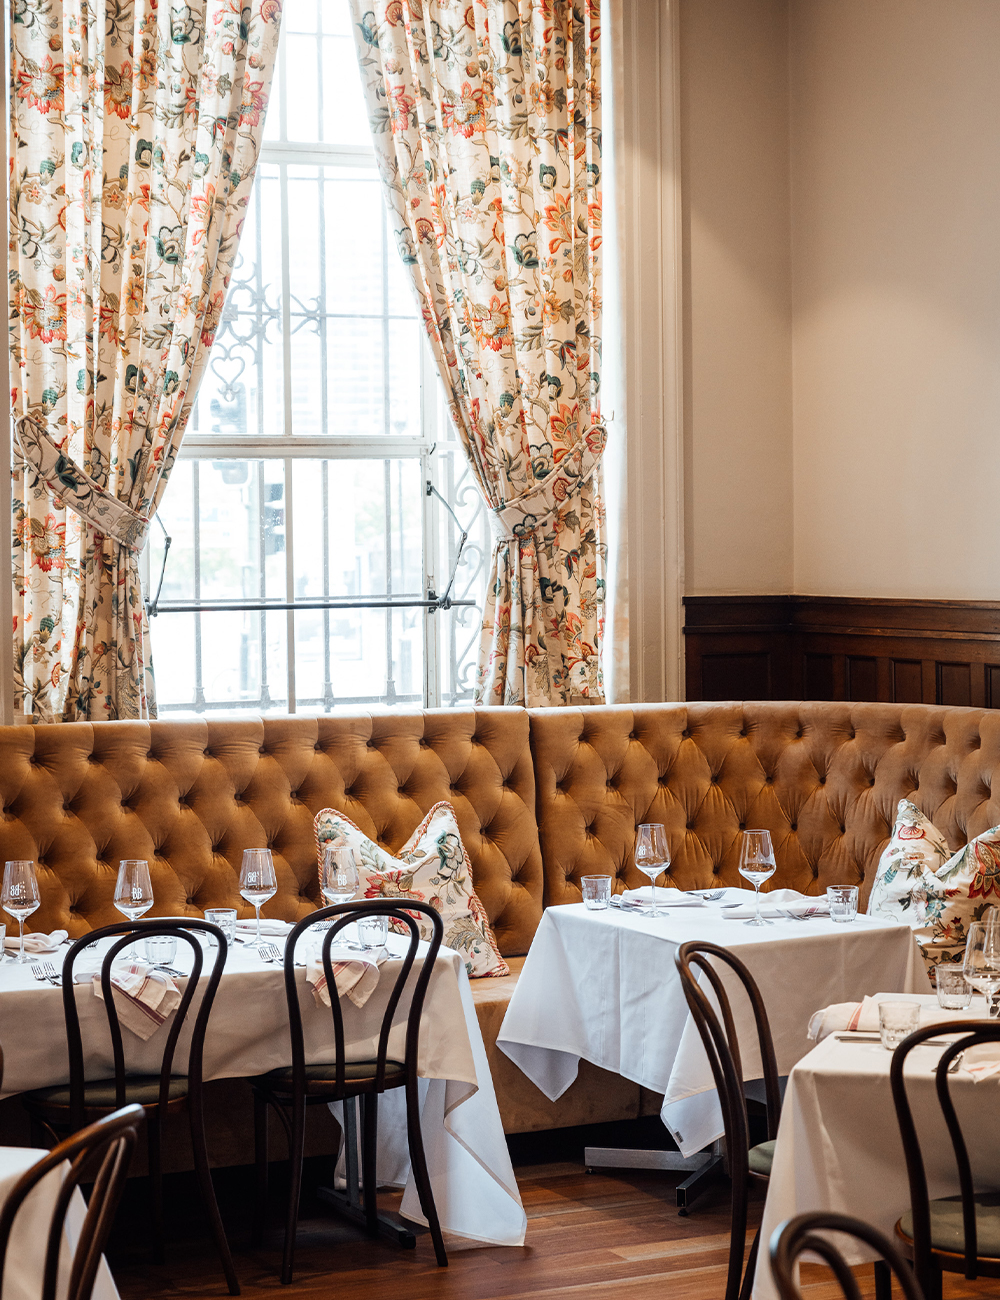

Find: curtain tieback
<box><xmin>488</xmin><ymin>422</ymin><xmax>606</xmax><ymax>543</ymax></box>
<box><xmin>15</xmin><ymin>415</ymin><xmax>152</xmax><ymax>552</ymax></box>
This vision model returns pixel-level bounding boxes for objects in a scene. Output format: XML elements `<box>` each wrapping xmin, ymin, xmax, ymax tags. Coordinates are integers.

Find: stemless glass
<box><xmin>239</xmin><ymin>848</ymin><xmax>277</xmax><ymax>950</ymax></box>
<box><xmin>2</xmin><ymin>860</ymin><xmax>40</xmax><ymax>965</ymax></box>
<box><xmin>739</xmin><ymin>830</ymin><xmax>777</xmax><ymax>927</ymax></box>
<box><xmin>963</xmin><ymin>921</ymin><xmax>1000</xmax><ymax>1018</ymax></box>
<box><xmin>634</xmin><ymin>824</ymin><xmax>670</xmax><ymax>916</ymax></box>
<box><xmin>114</xmin><ymin>859</ymin><xmax>153</xmax><ymax>960</ymax></box>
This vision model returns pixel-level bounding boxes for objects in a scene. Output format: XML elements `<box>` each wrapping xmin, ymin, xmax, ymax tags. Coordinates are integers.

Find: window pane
<box><xmin>190</xmin><ymin>166</ymin><xmax>283</xmax><ymax>438</ymax></box>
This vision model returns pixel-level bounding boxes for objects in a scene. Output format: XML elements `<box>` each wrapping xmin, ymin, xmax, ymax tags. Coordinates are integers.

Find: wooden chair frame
<box><xmin>890</xmin><ymin>1018</ymin><xmax>1000</xmax><ymax>1299</ymax></box>
<box><xmin>22</xmin><ymin>919</ymin><xmax>238</xmax><ymax>1295</ymax></box>
<box><xmin>676</xmin><ymin>940</ymin><xmax>782</xmax><ymax>1300</ymax></box>
<box><xmin>251</xmin><ymin>899</ymin><xmax>446</xmax><ymax>1283</ymax></box>
<box><xmin>0</xmin><ymin>1104</ymin><xmax>145</xmax><ymax>1300</ymax></box>
<box><xmin>770</xmin><ymin>1210</ymin><xmax>925</xmax><ymax>1300</ymax></box>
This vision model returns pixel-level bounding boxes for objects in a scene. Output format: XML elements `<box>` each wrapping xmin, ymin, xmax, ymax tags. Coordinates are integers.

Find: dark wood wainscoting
<box><xmin>684</xmin><ymin>596</ymin><xmax>1000</xmax><ymax>706</ymax></box>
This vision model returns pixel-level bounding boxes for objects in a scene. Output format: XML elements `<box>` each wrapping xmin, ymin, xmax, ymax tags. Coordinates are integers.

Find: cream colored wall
<box><xmin>790</xmin><ymin>0</ymin><xmax>1000</xmax><ymax>599</ymax></box>
<box><xmin>680</xmin><ymin>0</ymin><xmax>793</xmax><ymax>595</ymax></box>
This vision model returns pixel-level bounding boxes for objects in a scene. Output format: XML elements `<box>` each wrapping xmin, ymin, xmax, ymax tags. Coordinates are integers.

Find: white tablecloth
<box><xmin>754</xmin><ymin>993</ymin><xmax>1000</xmax><ymax>1300</ymax></box>
<box><xmin>0</xmin><ymin>1145</ymin><xmax>118</xmax><ymax>1300</ymax></box>
<box><xmin>497</xmin><ymin>897</ymin><xmax>930</xmax><ymax>1157</ymax></box>
<box><xmin>0</xmin><ymin>937</ymin><xmax>525</xmax><ymax>1249</ymax></box>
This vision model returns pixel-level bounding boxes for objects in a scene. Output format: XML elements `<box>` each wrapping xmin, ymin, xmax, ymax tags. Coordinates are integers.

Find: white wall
<box><xmin>680</xmin><ymin>0</ymin><xmax>793</xmax><ymax>596</ymax></box>
<box><xmin>791</xmin><ymin>0</ymin><xmax>1000</xmax><ymax>599</ymax></box>
<box><xmin>680</xmin><ymin>0</ymin><xmax>1000</xmax><ymax>602</ymax></box>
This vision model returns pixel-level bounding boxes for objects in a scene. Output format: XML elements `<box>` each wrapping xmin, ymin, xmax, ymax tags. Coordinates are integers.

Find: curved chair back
<box><xmin>770</xmin><ymin>1210</ymin><xmax>925</xmax><ymax>1300</ymax></box>
<box><xmin>0</xmin><ymin>1103</ymin><xmax>144</xmax><ymax>1300</ymax></box>
<box><xmin>890</xmin><ymin>1019</ymin><xmax>1000</xmax><ymax>1286</ymax></box>
<box><xmin>676</xmin><ymin>940</ymin><xmax>782</xmax><ymax>1300</ymax></box>
<box><xmin>283</xmin><ymin>899</ymin><xmax>444</xmax><ymax>1096</ymax></box>
<box><xmin>60</xmin><ymin>920</ymin><xmax>227</xmax><ymax>1131</ymax></box>
<box><xmin>676</xmin><ymin>940</ymin><xmax>782</xmax><ymax>1154</ymax></box>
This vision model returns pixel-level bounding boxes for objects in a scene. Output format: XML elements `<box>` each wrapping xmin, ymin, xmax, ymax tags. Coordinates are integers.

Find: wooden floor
<box><xmin>108</xmin><ymin>1148</ymin><xmax>1000</xmax><ymax>1300</ymax></box>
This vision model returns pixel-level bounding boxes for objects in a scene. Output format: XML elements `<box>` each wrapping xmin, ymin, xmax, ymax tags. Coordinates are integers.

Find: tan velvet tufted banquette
<box><xmin>2</xmin><ymin>699</ymin><xmax>997</xmax><ymax>1142</ymax></box>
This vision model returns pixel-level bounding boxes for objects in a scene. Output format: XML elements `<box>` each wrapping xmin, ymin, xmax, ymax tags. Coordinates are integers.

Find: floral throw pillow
<box><xmin>866</xmin><ymin>800</ymin><xmax>951</xmax><ymax>923</ymax></box>
<box><xmin>868</xmin><ymin>799</ymin><xmax>1000</xmax><ymax>974</ymax></box>
<box><xmin>313</xmin><ymin>801</ymin><xmax>508</xmax><ymax>979</ymax></box>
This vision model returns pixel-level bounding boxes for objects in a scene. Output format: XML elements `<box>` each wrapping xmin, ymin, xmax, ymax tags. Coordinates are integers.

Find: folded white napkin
<box><xmin>234</xmin><ymin>919</ymin><xmax>293</xmax><ymax>937</ymax></box>
<box><xmin>92</xmin><ymin>962</ymin><xmax>182</xmax><ymax>1041</ymax></box>
<box><xmin>722</xmin><ymin>888</ymin><xmax>831</xmax><ymax>921</ymax></box>
<box><xmin>4</xmin><ymin>929</ymin><xmax>67</xmax><ymax>954</ymax></box>
<box><xmin>960</xmin><ymin>1042</ymin><xmax>1000</xmax><ymax>1082</ymax></box>
<box><xmin>620</xmin><ymin>887</ymin><xmax>705</xmax><ymax>908</ymax></box>
<box><xmin>306</xmin><ymin>947</ymin><xmax>387</xmax><ymax>1009</ymax></box>
<box><xmin>807</xmin><ymin>992</ymin><xmax>954</xmax><ymax>1042</ymax></box>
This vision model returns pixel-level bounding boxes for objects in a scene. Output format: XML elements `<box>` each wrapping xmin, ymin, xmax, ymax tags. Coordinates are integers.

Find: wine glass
<box><xmin>2</xmin><ymin>860</ymin><xmax>40</xmax><ymax>965</ymax></box>
<box><xmin>963</xmin><ymin>920</ymin><xmax>1000</xmax><ymax>1018</ymax></box>
<box><xmin>321</xmin><ymin>845</ymin><xmax>361</xmax><ymax>943</ymax></box>
<box><xmin>240</xmin><ymin>848</ymin><xmax>277</xmax><ymax>950</ymax></box>
<box><xmin>739</xmin><ymin>830</ymin><xmax>776</xmax><ymax>927</ymax></box>
<box><xmin>114</xmin><ymin>859</ymin><xmax>154</xmax><ymax>960</ymax></box>
<box><xmin>634</xmin><ymin>824</ymin><xmax>670</xmax><ymax>916</ymax></box>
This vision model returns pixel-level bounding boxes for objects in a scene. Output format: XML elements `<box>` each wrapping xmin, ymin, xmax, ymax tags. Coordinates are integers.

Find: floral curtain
<box><xmin>9</xmin><ymin>0</ymin><xmax>282</xmax><ymax>721</ymax></box>
<box><xmin>351</xmin><ymin>0</ymin><xmax>605</xmax><ymax>706</ymax></box>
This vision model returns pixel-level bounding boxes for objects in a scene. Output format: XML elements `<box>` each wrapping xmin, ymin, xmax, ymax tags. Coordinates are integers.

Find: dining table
<box><xmin>752</xmin><ymin>992</ymin><xmax>1000</xmax><ymax>1300</ymax></box>
<box><xmin>497</xmin><ymin>889</ymin><xmax>931</xmax><ymax>1160</ymax></box>
<box><xmin>0</xmin><ymin>1143</ymin><xmax>118</xmax><ymax>1300</ymax></box>
<box><xmin>0</xmin><ymin>930</ymin><xmax>526</xmax><ymax>1251</ymax></box>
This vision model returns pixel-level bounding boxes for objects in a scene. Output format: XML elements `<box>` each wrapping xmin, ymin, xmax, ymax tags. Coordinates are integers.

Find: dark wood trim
<box><xmin>683</xmin><ymin>595</ymin><xmax>1000</xmax><ymax>705</ymax></box>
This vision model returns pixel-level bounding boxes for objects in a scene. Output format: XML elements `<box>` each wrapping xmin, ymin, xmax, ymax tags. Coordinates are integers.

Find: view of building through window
<box><xmin>145</xmin><ymin>0</ymin><xmax>488</xmax><ymax>713</ymax></box>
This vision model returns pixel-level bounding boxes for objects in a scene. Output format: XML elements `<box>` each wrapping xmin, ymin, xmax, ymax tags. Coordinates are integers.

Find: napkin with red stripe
<box><xmin>92</xmin><ymin>962</ymin><xmax>182</xmax><ymax>1041</ymax></box>
<box><xmin>307</xmin><ymin>947</ymin><xmax>387</xmax><ymax>1010</ymax></box>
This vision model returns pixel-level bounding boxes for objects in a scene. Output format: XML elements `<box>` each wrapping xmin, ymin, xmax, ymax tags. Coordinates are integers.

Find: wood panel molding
<box><xmin>683</xmin><ymin>595</ymin><xmax>1000</xmax><ymax>706</ymax></box>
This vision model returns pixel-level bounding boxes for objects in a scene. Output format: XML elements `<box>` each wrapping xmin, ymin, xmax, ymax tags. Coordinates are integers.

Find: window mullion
<box><xmin>284</xmin><ymin>457</ymin><xmax>296</xmax><ymax>712</ymax></box>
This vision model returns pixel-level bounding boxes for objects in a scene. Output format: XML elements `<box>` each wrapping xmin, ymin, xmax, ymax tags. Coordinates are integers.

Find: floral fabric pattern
<box><xmin>868</xmin><ymin>799</ymin><xmax>1000</xmax><ymax>975</ymax></box>
<box><xmin>10</xmin><ymin>0</ymin><xmax>282</xmax><ymax>721</ymax></box>
<box><xmin>350</xmin><ymin>0</ymin><xmax>606</xmax><ymax>706</ymax></box>
<box><xmin>313</xmin><ymin>802</ymin><xmax>508</xmax><ymax>978</ymax></box>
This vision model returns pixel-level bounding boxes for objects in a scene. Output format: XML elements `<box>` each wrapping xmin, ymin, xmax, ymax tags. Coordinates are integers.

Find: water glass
<box><xmin>581</xmin><ymin>875</ymin><xmax>611</xmax><ymax>910</ymax></box>
<box><xmin>205</xmin><ymin>908</ymin><xmax>237</xmax><ymax>945</ymax></box>
<box><xmin>935</xmin><ymin>966</ymin><xmax>973</xmax><ymax>1009</ymax></box>
<box><xmin>143</xmin><ymin>935</ymin><xmax>177</xmax><ymax>968</ymax></box>
<box><xmin>827</xmin><ymin>885</ymin><xmax>859</xmax><ymax>923</ymax></box>
<box><xmin>879</xmin><ymin>1001</ymin><xmax>920</xmax><ymax>1050</ymax></box>
<box><xmin>357</xmin><ymin>914</ymin><xmax>389</xmax><ymax>951</ymax></box>
<box><xmin>3</xmin><ymin>860</ymin><xmax>41</xmax><ymax>965</ymax></box>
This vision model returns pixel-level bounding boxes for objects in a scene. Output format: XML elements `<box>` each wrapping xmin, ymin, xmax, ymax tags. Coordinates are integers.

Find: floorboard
<box><xmin>107</xmin><ymin>1148</ymin><xmax>999</xmax><ymax>1300</ymax></box>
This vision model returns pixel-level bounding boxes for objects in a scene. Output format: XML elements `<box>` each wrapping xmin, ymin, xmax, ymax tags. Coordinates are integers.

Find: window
<box><xmin>145</xmin><ymin>0</ymin><xmax>488</xmax><ymax>713</ymax></box>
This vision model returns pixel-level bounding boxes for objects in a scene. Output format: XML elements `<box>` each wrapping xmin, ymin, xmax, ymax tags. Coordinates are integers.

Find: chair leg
<box><xmin>280</xmin><ymin>1094</ymin><xmax>307</xmax><ymax>1286</ymax></box>
<box><xmin>722</xmin><ymin>1168</ymin><xmax>750</xmax><ymax>1300</ymax></box>
<box><xmin>873</xmin><ymin>1260</ymin><xmax>892</xmax><ymax>1300</ymax></box>
<box><xmin>738</xmin><ymin>1225</ymin><xmax>761</xmax><ymax>1300</ymax></box>
<box><xmin>189</xmin><ymin>1096</ymin><xmax>241</xmax><ymax>1295</ymax></box>
<box><xmin>253</xmin><ymin>1090</ymin><xmax>269</xmax><ymax>1245</ymax></box>
<box><xmin>403</xmin><ymin>1076</ymin><xmax>447</xmax><ymax>1267</ymax></box>
<box><xmin>147</xmin><ymin>1112</ymin><xmax>165</xmax><ymax>1264</ymax></box>
<box><xmin>361</xmin><ymin>1093</ymin><xmax>379</xmax><ymax>1236</ymax></box>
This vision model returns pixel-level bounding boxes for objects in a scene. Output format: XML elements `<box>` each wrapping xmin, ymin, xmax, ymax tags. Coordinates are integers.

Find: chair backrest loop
<box><xmin>890</xmin><ymin>1018</ymin><xmax>1000</xmax><ymax>1285</ymax></box>
<box><xmin>770</xmin><ymin>1210</ymin><xmax>925</xmax><ymax>1300</ymax></box>
<box><xmin>60</xmin><ymin>920</ymin><xmax>227</xmax><ymax>1130</ymax></box>
<box><xmin>284</xmin><ymin>900</ymin><xmax>444</xmax><ymax>1097</ymax></box>
<box><xmin>0</xmin><ymin>1104</ymin><xmax>144</xmax><ymax>1300</ymax></box>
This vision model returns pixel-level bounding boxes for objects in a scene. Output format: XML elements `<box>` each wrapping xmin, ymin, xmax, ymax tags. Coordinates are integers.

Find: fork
<box><xmin>31</xmin><ymin>961</ymin><xmax>60</xmax><ymax>985</ymax></box>
<box><xmin>257</xmin><ymin>943</ymin><xmax>282</xmax><ymax>964</ymax></box>
<box><xmin>699</xmin><ymin>889</ymin><xmax>726</xmax><ymax>901</ymax></box>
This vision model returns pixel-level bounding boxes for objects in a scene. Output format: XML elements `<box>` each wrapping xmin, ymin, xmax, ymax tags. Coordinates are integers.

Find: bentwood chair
<box><xmin>770</xmin><ymin>1211</ymin><xmax>925</xmax><ymax>1300</ymax></box>
<box><xmin>0</xmin><ymin>1104</ymin><xmax>145</xmax><ymax>1300</ymax></box>
<box><xmin>676</xmin><ymin>941</ymin><xmax>783</xmax><ymax>1300</ymax></box>
<box><xmin>20</xmin><ymin>920</ymin><xmax>239</xmax><ymax>1295</ymax></box>
<box><xmin>250</xmin><ymin>899</ymin><xmax>447</xmax><ymax>1283</ymax></box>
<box><xmin>890</xmin><ymin>1020</ymin><xmax>1000</xmax><ymax>1300</ymax></box>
